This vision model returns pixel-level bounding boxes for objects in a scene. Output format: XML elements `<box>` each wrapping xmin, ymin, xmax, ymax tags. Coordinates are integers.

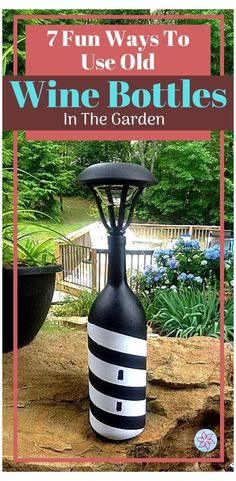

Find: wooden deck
<box><xmin>56</xmin><ymin>222</ymin><xmax>220</xmax><ymax>295</ymax></box>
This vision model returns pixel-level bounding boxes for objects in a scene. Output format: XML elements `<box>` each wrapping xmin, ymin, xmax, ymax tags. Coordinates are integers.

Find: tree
<box><xmin>17</xmin><ymin>137</ymin><xmax>80</xmax><ymax>217</ymax></box>
<box><xmin>134</xmin><ymin>139</ymin><xmax>223</xmax><ymax>225</ymax></box>
<box><xmin>223</xmin><ymin>131</ymin><xmax>233</xmax><ymax>226</ymax></box>
<box><xmin>2</xmin><ymin>9</ymin><xmax>233</xmax><ymax>227</ymax></box>
<box><xmin>74</xmin><ymin>141</ymin><xmax>132</xmax><ymax>168</ymax></box>
<box><xmin>150</xmin><ymin>9</ymin><xmax>233</xmax><ymax>75</ymax></box>
<box><xmin>2</xmin><ymin>9</ymin><xmax>150</xmax><ymax>75</ymax></box>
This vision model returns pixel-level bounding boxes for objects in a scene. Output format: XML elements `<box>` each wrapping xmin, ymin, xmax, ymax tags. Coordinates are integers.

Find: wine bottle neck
<box><xmin>107</xmin><ymin>235</ymin><xmax>127</xmax><ymax>286</ymax></box>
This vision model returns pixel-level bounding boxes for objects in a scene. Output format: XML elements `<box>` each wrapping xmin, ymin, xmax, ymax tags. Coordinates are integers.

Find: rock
<box><xmin>47</xmin><ymin>316</ymin><xmax>87</xmax><ymax>330</ymax></box>
<box><xmin>3</xmin><ymin>333</ymin><xmax>233</xmax><ymax>472</ymax></box>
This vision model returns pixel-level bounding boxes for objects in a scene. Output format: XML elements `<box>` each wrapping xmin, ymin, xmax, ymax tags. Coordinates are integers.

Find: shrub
<box><xmin>52</xmin><ymin>291</ymin><xmax>97</xmax><ymax>317</ymax></box>
<box><xmin>132</xmin><ymin>239</ymin><xmax>233</xmax><ymax>292</ymax></box>
<box><xmin>145</xmin><ymin>287</ymin><xmax>233</xmax><ymax>342</ymax></box>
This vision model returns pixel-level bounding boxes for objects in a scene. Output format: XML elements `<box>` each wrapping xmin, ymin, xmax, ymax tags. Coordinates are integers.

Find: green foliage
<box><xmin>52</xmin><ymin>291</ymin><xmax>97</xmax><ymax>317</ymax></box>
<box><xmin>3</xmin><ymin>235</ymin><xmax>56</xmax><ymax>267</ymax></box>
<box><xmin>2</xmin><ymin>132</ymin><xmax>80</xmax><ymax>218</ymax></box>
<box><xmin>224</xmin><ymin>131</ymin><xmax>234</xmax><ymax>225</ymax></box>
<box><xmin>2</xmin><ymin>132</ymin><xmax>14</xmax><ymax>213</ymax></box>
<box><xmin>2</xmin><ymin>198</ymin><xmax>98</xmax><ymax>270</ymax></box>
<box><xmin>2</xmin><ymin>209</ymin><xmax>72</xmax><ymax>267</ymax></box>
<box><xmin>132</xmin><ymin>239</ymin><xmax>233</xmax><ymax>293</ymax></box>
<box><xmin>75</xmin><ymin>141</ymin><xmax>131</xmax><ymax>167</ymax></box>
<box><xmin>133</xmin><ymin>131</ymin><xmax>233</xmax><ymax>226</ymax></box>
<box><xmin>143</xmin><ymin>287</ymin><xmax>233</xmax><ymax>342</ymax></box>
<box><xmin>2</xmin><ymin>10</ymin><xmax>233</xmax><ymax>227</ymax></box>
<box><xmin>18</xmin><ymin>138</ymin><xmax>77</xmax><ymax>217</ymax></box>
<box><xmin>153</xmin><ymin>9</ymin><xmax>233</xmax><ymax>75</ymax></box>
<box><xmin>2</xmin><ymin>9</ymin><xmax>149</xmax><ymax>75</ymax></box>
<box><xmin>3</xmin><ymin>9</ymin><xmax>233</xmax><ymax>76</ymax></box>
<box><xmin>2</xmin><ymin>132</ymin><xmax>133</xmax><ymax>218</ymax></box>
<box><xmin>134</xmin><ymin>139</ymin><xmax>221</xmax><ymax>224</ymax></box>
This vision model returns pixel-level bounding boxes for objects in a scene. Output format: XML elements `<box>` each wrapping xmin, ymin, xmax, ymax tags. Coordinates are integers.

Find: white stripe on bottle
<box><xmin>89</xmin><ymin>383</ymin><xmax>146</xmax><ymax>416</ymax></box>
<box><xmin>88</xmin><ymin>351</ymin><xmax>146</xmax><ymax>387</ymax></box>
<box><xmin>88</xmin><ymin>322</ymin><xmax>147</xmax><ymax>356</ymax></box>
<box><xmin>89</xmin><ymin>411</ymin><xmax>144</xmax><ymax>441</ymax></box>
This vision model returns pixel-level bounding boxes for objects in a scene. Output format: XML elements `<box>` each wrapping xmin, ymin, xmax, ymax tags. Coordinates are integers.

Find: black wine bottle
<box><xmin>88</xmin><ymin>234</ymin><xmax>147</xmax><ymax>441</ymax></box>
<box><xmin>78</xmin><ymin>161</ymin><xmax>156</xmax><ymax>441</ymax></box>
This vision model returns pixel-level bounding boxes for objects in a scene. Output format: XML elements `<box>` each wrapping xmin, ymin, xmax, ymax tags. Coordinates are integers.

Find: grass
<box><xmin>19</xmin><ymin>197</ymin><xmax>99</xmax><ymax>242</ymax></box>
<box><xmin>41</xmin><ymin>320</ymin><xmax>72</xmax><ymax>333</ymax></box>
<box><xmin>56</xmin><ymin>196</ymin><xmax>98</xmax><ymax>230</ymax></box>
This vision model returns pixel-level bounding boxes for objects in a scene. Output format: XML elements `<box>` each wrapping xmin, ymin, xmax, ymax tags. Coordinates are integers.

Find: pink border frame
<box><xmin>12</xmin><ymin>13</ymin><xmax>225</xmax><ymax>465</ymax></box>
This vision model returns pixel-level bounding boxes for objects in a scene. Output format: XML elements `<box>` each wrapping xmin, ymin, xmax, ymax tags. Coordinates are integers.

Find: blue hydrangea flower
<box><xmin>190</xmin><ymin>240</ymin><xmax>201</xmax><ymax>250</ymax></box>
<box><xmin>175</xmin><ymin>239</ymin><xmax>184</xmax><ymax>247</ymax></box>
<box><xmin>164</xmin><ymin>249</ymin><xmax>174</xmax><ymax>256</ymax></box>
<box><xmin>154</xmin><ymin>248</ymin><xmax>174</xmax><ymax>258</ymax></box>
<box><xmin>204</xmin><ymin>245</ymin><xmax>220</xmax><ymax>260</ymax></box>
<box><xmin>176</xmin><ymin>239</ymin><xmax>200</xmax><ymax>250</ymax></box>
<box><xmin>177</xmin><ymin>272</ymin><xmax>187</xmax><ymax>281</ymax></box>
<box><xmin>205</xmin><ymin>245</ymin><xmax>232</xmax><ymax>260</ymax></box>
<box><xmin>143</xmin><ymin>265</ymin><xmax>166</xmax><ymax>285</ymax></box>
<box><xmin>167</xmin><ymin>258</ymin><xmax>179</xmax><ymax>270</ymax></box>
<box><xmin>144</xmin><ymin>265</ymin><xmax>153</xmax><ymax>273</ymax></box>
<box><xmin>194</xmin><ymin>276</ymin><xmax>203</xmax><ymax>284</ymax></box>
<box><xmin>187</xmin><ymin>273</ymin><xmax>194</xmax><ymax>280</ymax></box>
<box><xmin>153</xmin><ymin>267</ymin><xmax>166</xmax><ymax>282</ymax></box>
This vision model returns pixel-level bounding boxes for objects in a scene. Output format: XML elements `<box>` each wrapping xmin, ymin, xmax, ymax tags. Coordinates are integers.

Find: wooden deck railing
<box><xmin>130</xmin><ymin>223</ymin><xmax>220</xmax><ymax>247</ymax></box>
<box><xmin>56</xmin><ymin>221</ymin><xmax>220</xmax><ymax>296</ymax></box>
<box><xmin>56</xmin><ymin>242</ymin><xmax>154</xmax><ymax>294</ymax></box>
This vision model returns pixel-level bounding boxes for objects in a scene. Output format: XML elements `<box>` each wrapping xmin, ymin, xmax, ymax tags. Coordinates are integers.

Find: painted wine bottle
<box><xmin>78</xmin><ymin>162</ymin><xmax>156</xmax><ymax>440</ymax></box>
<box><xmin>88</xmin><ymin>234</ymin><xmax>147</xmax><ymax>441</ymax></box>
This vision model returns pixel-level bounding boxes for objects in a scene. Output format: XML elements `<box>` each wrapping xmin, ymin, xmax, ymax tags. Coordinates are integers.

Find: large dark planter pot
<box><xmin>3</xmin><ymin>264</ymin><xmax>62</xmax><ymax>353</ymax></box>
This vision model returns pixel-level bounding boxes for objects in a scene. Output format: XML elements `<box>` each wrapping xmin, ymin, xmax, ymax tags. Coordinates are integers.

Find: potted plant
<box><xmin>3</xmin><ymin>217</ymin><xmax>63</xmax><ymax>352</ymax></box>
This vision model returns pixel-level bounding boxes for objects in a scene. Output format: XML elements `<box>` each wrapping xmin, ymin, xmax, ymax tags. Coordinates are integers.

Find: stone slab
<box><xmin>3</xmin><ymin>332</ymin><xmax>233</xmax><ymax>472</ymax></box>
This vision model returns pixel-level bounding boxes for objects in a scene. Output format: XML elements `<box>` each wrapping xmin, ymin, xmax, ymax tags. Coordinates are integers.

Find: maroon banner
<box><xmin>3</xmin><ymin>76</ymin><xmax>233</xmax><ymax>131</ymax></box>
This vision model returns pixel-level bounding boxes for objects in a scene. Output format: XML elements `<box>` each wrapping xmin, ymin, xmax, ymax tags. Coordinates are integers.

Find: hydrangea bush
<box><xmin>132</xmin><ymin>238</ymin><xmax>233</xmax><ymax>293</ymax></box>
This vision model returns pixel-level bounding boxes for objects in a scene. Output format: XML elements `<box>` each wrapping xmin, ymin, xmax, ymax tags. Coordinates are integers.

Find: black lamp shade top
<box><xmin>78</xmin><ymin>162</ymin><xmax>156</xmax><ymax>186</ymax></box>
